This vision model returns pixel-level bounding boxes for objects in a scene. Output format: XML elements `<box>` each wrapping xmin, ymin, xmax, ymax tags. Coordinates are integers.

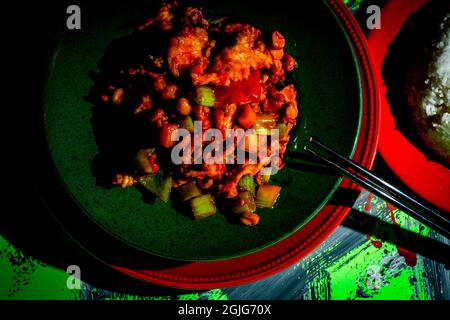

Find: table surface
<box><xmin>1</xmin><ymin>0</ymin><xmax>449</xmax><ymax>300</ymax></box>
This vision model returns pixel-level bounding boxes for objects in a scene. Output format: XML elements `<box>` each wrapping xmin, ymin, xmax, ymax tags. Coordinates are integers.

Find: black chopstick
<box><xmin>304</xmin><ymin>137</ymin><xmax>450</xmax><ymax>239</ymax></box>
<box><xmin>310</xmin><ymin>137</ymin><xmax>449</xmax><ymax>223</ymax></box>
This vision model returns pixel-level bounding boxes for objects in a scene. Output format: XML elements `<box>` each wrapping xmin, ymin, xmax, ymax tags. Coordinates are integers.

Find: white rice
<box><xmin>415</xmin><ymin>14</ymin><xmax>450</xmax><ymax>161</ymax></box>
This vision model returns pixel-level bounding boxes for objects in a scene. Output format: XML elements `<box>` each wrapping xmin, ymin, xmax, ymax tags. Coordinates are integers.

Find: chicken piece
<box><xmin>167</xmin><ymin>27</ymin><xmax>212</xmax><ymax>77</ymax></box>
<box><xmin>172</xmin><ymin>178</ymin><xmax>189</xmax><ymax>188</ymax></box>
<box><xmin>212</xmin><ymin>103</ymin><xmax>237</xmax><ymax>136</ymax></box>
<box><xmin>218</xmin><ymin>162</ymin><xmax>265</xmax><ymax>198</ymax></box>
<box><xmin>161</xmin><ymin>83</ymin><xmax>179</xmax><ymax>100</ymax></box>
<box><xmin>149</xmin><ymin>108</ymin><xmax>168</xmax><ymax>128</ymax></box>
<box><xmin>148</xmin><ymin>72</ymin><xmax>167</xmax><ymax>92</ymax></box>
<box><xmin>279</xmin><ymin>84</ymin><xmax>296</xmax><ymax>102</ymax></box>
<box><xmin>197</xmin><ymin>178</ymin><xmax>214</xmax><ymax>189</ymax></box>
<box><xmin>283</xmin><ymin>54</ymin><xmax>296</xmax><ymax>72</ymax></box>
<box><xmin>183</xmin><ymin>6</ymin><xmax>209</xmax><ymax>27</ymax></box>
<box><xmin>194</xmin><ymin>105</ymin><xmax>212</xmax><ymax>130</ymax></box>
<box><xmin>192</xmin><ymin>24</ymin><xmax>274</xmax><ymax>86</ymax></box>
<box><xmin>137</xmin><ymin>1</ymin><xmax>178</xmax><ymax>31</ymax></box>
<box><xmin>134</xmin><ymin>94</ymin><xmax>152</xmax><ymax>114</ymax></box>
<box><xmin>183</xmin><ymin>163</ymin><xmax>227</xmax><ymax>181</ymax></box>
<box><xmin>262</xmin><ymin>84</ymin><xmax>298</xmax><ymax>117</ymax></box>
<box><xmin>271</xmin><ymin>31</ymin><xmax>285</xmax><ymax>49</ymax></box>
<box><xmin>262</xmin><ymin>86</ymin><xmax>286</xmax><ymax>113</ymax></box>
<box><xmin>283</xmin><ymin>101</ymin><xmax>298</xmax><ymax>124</ymax></box>
<box><xmin>279</xmin><ymin>84</ymin><xmax>298</xmax><ymax>124</ymax></box>
<box><xmin>204</xmin><ymin>164</ymin><xmax>227</xmax><ymax>180</ymax></box>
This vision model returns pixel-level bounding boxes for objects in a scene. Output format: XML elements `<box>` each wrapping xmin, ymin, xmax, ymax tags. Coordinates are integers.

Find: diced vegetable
<box><xmin>261</xmin><ymin>168</ymin><xmax>272</xmax><ymax>184</ymax></box>
<box><xmin>195</xmin><ymin>74</ymin><xmax>261</xmax><ymax>108</ymax></box>
<box><xmin>194</xmin><ymin>86</ymin><xmax>215</xmax><ymax>107</ymax></box>
<box><xmin>214</xmin><ymin>70</ymin><xmax>261</xmax><ymax>106</ymax></box>
<box><xmin>254</xmin><ymin>114</ymin><xmax>277</xmax><ymax>135</ymax></box>
<box><xmin>237</xmin><ymin>105</ymin><xmax>257</xmax><ymax>129</ymax></box>
<box><xmin>277</xmin><ymin>122</ymin><xmax>287</xmax><ymax>138</ymax></box>
<box><xmin>138</xmin><ymin>170</ymin><xmax>172</xmax><ymax>202</ymax></box>
<box><xmin>190</xmin><ymin>194</ymin><xmax>216</xmax><ymax>220</ymax></box>
<box><xmin>180</xmin><ymin>115</ymin><xmax>194</xmax><ymax>133</ymax></box>
<box><xmin>237</xmin><ymin>175</ymin><xmax>256</xmax><ymax>195</ymax></box>
<box><xmin>231</xmin><ymin>191</ymin><xmax>256</xmax><ymax>214</ymax></box>
<box><xmin>135</xmin><ymin>148</ymin><xmax>157</xmax><ymax>174</ymax></box>
<box><xmin>177</xmin><ymin>180</ymin><xmax>202</xmax><ymax>202</ymax></box>
<box><xmin>255</xmin><ymin>184</ymin><xmax>281</xmax><ymax>208</ymax></box>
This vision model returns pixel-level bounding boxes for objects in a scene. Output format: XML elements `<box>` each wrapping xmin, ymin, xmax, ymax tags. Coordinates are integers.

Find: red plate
<box><xmin>368</xmin><ymin>0</ymin><xmax>450</xmax><ymax>212</ymax></box>
<box><xmin>110</xmin><ymin>0</ymin><xmax>381</xmax><ymax>289</ymax></box>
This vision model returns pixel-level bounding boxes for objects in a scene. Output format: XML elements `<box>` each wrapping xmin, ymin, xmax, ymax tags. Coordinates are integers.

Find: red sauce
<box><xmin>364</xmin><ymin>193</ymin><xmax>373</xmax><ymax>212</ymax></box>
<box><xmin>214</xmin><ymin>70</ymin><xmax>261</xmax><ymax>106</ymax></box>
<box><xmin>388</xmin><ymin>206</ymin><xmax>417</xmax><ymax>267</ymax></box>
<box><xmin>149</xmin><ymin>157</ymin><xmax>160</xmax><ymax>173</ymax></box>
<box><xmin>367</xmin><ymin>234</ymin><xmax>383</xmax><ymax>249</ymax></box>
<box><xmin>386</xmin><ymin>203</ymin><xmax>396</xmax><ymax>212</ymax></box>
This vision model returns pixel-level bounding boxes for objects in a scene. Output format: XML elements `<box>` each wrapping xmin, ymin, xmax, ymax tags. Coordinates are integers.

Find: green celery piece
<box><xmin>231</xmin><ymin>191</ymin><xmax>256</xmax><ymax>214</ymax></box>
<box><xmin>261</xmin><ymin>168</ymin><xmax>272</xmax><ymax>184</ymax></box>
<box><xmin>237</xmin><ymin>175</ymin><xmax>256</xmax><ymax>195</ymax></box>
<box><xmin>190</xmin><ymin>194</ymin><xmax>216</xmax><ymax>220</ymax></box>
<box><xmin>195</xmin><ymin>87</ymin><xmax>215</xmax><ymax>107</ymax></box>
<box><xmin>277</xmin><ymin>122</ymin><xmax>287</xmax><ymax>138</ymax></box>
<box><xmin>138</xmin><ymin>170</ymin><xmax>172</xmax><ymax>203</ymax></box>
<box><xmin>181</xmin><ymin>115</ymin><xmax>195</xmax><ymax>133</ymax></box>
<box><xmin>255</xmin><ymin>184</ymin><xmax>281</xmax><ymax>208</ymax></box>
<box><xmin>177</xmin><ymin>180</ymin><xmax>202</xmax><ymax>202</ymax></box>
<box><xmin>254</xmin><ymin>114</ymin><xmax>277</xmax><ymax>135</ymax></box>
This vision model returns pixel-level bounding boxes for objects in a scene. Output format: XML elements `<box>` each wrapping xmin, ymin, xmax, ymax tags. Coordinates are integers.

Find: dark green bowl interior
<box><xmin>43</xmin><ymin>0</ymin><xmax>361</xmax><ymax>261</ymax></box>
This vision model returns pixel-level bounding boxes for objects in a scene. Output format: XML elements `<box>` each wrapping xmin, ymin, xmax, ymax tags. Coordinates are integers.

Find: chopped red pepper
<box><xmin>191</xmin><ymin>64</ymin><xmax>203</xmax><ymax>75</ymax></box>
<box><xmin>149</xmin><ymin>159</ymin><xmax>160</xmax><ymax>173</ymax></box>
<box><xmin>214</xmin><ymin>70</ymin><xmax>261</xmax><ymax>106</ymax></box>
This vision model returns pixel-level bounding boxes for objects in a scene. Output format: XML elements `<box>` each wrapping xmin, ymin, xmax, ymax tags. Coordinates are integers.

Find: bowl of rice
<box><xmin>369</xmin><ymin>0</ymin><xmax>450</xmax><ymax>212</ymax></box>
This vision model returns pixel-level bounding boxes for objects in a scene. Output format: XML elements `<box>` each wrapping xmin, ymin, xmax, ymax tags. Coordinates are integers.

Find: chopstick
<box><xmin>303</xmin><ymin>137</ymin><xmax>450</xmax><ymax>239</ymax></box>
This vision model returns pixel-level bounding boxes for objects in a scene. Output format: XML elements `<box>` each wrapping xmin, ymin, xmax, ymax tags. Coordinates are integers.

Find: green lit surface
<box><xmin>0</xmin><ymin>236</ymin><xmax>79</xmax><ymax>300</ymax></box>
<box><xmin>343</xmin><ymin>0</ymin><xmax>366</xmax><ymax>13</ymax></box>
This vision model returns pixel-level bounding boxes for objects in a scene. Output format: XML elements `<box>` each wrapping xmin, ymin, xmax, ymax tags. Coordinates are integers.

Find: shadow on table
<box><xmin>327</xmin><ymin>154</ymin><xmax>450</xmax><ymax>267</ymax></box>
<box><xmin>0</xmin><ymin>187</ymin><xmax>197</xmax><ymax>298</ymax></box>
<box><xmin>342</xmin><ymin>208</ymin><xmax>450</xmax><ymax>266</ymax></box>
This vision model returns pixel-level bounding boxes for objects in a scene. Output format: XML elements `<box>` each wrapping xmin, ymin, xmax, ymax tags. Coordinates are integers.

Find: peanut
<box><xmin>177</xmin><ymin>98</ymin><xmax>192</xmax><ymax>115</ymax></box>
<box><xmin>240</xmin><ymin>212</ymin><xmax>260</xmax><ymax>226</ymax></box>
